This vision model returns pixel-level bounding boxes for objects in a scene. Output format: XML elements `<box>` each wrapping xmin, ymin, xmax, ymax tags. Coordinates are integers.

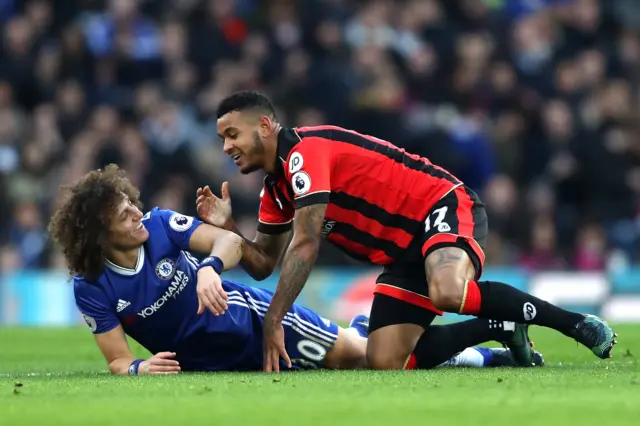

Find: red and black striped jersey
<box><xmin>257</xmin><ymin>125</ymin><xmax>463</xmax><ymax>265</ymax></box>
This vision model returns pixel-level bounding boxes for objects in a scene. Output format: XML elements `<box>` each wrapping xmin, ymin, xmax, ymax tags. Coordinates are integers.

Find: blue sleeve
<box><xmin>153</xmin><ymin>209</ymin><xmax>203</xmax><ymax>251</ymax></box>
<box><xmin>74</xmin><ymin>279</ymin><xmax>120</xmax><ymax>334</ymax></box>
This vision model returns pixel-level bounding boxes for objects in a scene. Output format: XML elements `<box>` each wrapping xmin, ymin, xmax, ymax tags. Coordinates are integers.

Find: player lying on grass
<box><xmin>48</xmin><ymin>165</ymin><xmax>543</xmax><ymax>374</ymax></box>
<box><xmin>211</xmin><ymin>91</ymin><xmax>616</xmax><ymax>372</ymax></box>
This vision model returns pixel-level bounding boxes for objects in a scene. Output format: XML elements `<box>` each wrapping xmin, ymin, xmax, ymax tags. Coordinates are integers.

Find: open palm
<box><xmin>196</xmin><ymin>182</ymin><xmax>233</xmax><ymax>229</ymax></box>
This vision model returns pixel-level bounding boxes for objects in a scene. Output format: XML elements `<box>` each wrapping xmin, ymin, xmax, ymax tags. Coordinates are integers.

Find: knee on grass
<box><xmin>366</xmin><ymin>347</ymin><xmax>409</xmax><ymax>370</ymax></box>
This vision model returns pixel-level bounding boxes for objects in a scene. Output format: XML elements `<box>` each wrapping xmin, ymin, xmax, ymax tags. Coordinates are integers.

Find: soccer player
<box><xmin>209</xmin><ymin>90</ymin><xmax>616</xmax><ymax>372</ymax></box>
<box><xmin>48</xmin><ymin>165</ymin><xmax>537</xmax><ymax>374</ymax></box>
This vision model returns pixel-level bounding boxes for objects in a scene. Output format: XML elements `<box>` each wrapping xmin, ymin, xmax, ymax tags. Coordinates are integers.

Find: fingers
<box><xmin>213</xmin><ymin>277</ymin><xmax>229</xmax><ymax>302</ymax></box>
<box><xmin>280</xmin><ymin>347</ymin><xmax>292</xmax><ymax>369</ymax></box>
<box><xmin>198</xmin><ymin>286</ymin><xmax>227</xmax><ymax>315</ymax></box>
<box><xmin>209</xmin><ymin>275</ymin><xmax>228</xmax><ymax>312</ymax></box>
<box><xmin>263</xmin><ymin>347</ymin><xmax>273</xmax><ymax>373</ymax></box>
<box><xmin>196</xmin><ymin>195</ymin><xmax>212</xmax><ymax>206</ymax></box>
<box><xmin>148</xmin><ymin>364</ymin><xmax>181</xmax><ymax>374</ymax></box>
<box><xmin>198</xmin><ymin>291</ymin><xmax>219</xmax><ymax>316</ymax></box>
<box><xmin>196</xmin><ymin>198</ymin><xmax>206</xmax><ymax>218</ymax></box>
<box><xmin>197</xmin><ymin>186</ymin><xmax>221</xmax><ymax>202</ymax></box>
<box><xmin>271</xmin><ymin>348</ymin><xmax>281</xmax><ymax>373</ymax></box>
<box><xmin>197</xmin><ymin>272</ymin><xmax>228</xmax><ymax>316</ymax></box>
<box><xmin>263</xmin><ymin>345</ymin><xmax>281</xmax><ymax>373</ymax></box>
<box><xmin>146</xmin><ymin>352</ymin><xmax>181</xmax><ymax>374</ymax></box>
<box><xmin>209</xmin><ymin>283</ymin><xmax>228</xmax><ymax>314</ymax></box>
<box><xmin>152</xmin><ymin>358</ymin><xmax>180</xmax><ymax>367</ymax></box>
<box><xmin>221</xmin><ymin>182</ymin><xmax>230</xmax><ymax>200</ymax></box>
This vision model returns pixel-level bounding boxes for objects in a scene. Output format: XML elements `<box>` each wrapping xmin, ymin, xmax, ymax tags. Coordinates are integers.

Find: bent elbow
<box><xmin>249</xmin><ymin>255</ymin><xmax>278</xmax><ymax>281</ymax></box>
<box><xmin>228</xmin><ymin>232</ymin><xmax>244</xmax><ymax>249</ymax></box>
<box><xmin>249</xmin><ymin>264</ymin><xmax>275</xmax><ymax>281</ymax></box>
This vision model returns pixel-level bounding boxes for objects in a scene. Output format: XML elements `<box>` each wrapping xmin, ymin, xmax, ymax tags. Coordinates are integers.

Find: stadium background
<box><xmin>1</xmin><ymin>0</ymin><xmax>640</xmax><ymax>327</ymax></box>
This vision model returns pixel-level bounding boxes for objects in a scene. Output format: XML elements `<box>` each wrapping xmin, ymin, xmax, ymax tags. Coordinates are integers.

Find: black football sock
<box><xmin>409</xmin><ymin>318</ymin><xmax>514</xmax><ymax>369</ymax></box>
<box><xmin>460</xmin><ymin>280</ymin><xmax>584</xmax><ymax>336</ymax></box>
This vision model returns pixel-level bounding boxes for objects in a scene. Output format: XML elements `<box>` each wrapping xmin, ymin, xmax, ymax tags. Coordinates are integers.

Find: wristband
<box><xmin>128</xmin><ymin>359</ymin><xmax>144</xmax><ymax>375</ymax></box>
<box><xmin>198</xmin><ymin>256</ymin><xmax>224</xmax><ymax>275</ymax></box>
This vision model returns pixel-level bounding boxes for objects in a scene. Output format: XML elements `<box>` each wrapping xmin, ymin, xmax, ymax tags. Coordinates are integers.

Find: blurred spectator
<box><xmin>574</xmin><ymin>222</ymin><xmax>608</xmax><ymax>270</ymax></box>
<box><xmin>519</xmin><ymin>215</ymin><xmax>568</xmax><ymax>271</ymax></box>
<box><xmin>9</xmin><ymin>201</ymin><xmax>47</xmax><ymax>268</ymax></box>
<box><xmin>0</xmin><ymin>0</ymin><xmax>639</xmax><ymax>271</ymax></box>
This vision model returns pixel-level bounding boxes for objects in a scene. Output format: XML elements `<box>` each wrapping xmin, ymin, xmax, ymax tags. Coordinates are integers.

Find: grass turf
<box><xmin>0</xmin><ymin>325</ymin><xmax>639</xmax><ymax>426</ymax></box>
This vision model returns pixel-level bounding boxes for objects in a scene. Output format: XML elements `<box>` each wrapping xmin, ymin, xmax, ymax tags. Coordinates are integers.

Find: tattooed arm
<box><xmin>228</xmin><ymin>224</ymin><xmax>291</xmax><ymax>281</ymax></box>
<box><xmin>264</xmin><ymin>203</ymin><xmax>327</xmax><ymax>324</ymax></box>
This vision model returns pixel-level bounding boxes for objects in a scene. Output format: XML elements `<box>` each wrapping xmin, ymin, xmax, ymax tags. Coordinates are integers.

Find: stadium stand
<box><xmin>1</xmin><ymin>0</ymin><xmax>640</xmax><ymax>275</ymax></box>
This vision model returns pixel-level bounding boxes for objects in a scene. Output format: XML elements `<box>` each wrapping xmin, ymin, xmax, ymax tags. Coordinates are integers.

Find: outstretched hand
<box><xmin>196</xmin><ymin>182</ymin><xmax>233</xmax><ymax>230</ymax></box>
<box><xmin>262</xmin><ymin>320</ymin><xmax>291</xmax><ymax>373</ymax></box>
<box><xmin>139</xmin><ymin>352</ymin><xmax>181</xmax><ymax>375</ymax></box>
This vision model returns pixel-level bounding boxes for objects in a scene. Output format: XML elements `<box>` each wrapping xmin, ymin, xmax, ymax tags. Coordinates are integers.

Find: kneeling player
<box><xmin>48</xmin><ymin>165</ymin><xmax>542</xmax><ymax>374</ymax></box>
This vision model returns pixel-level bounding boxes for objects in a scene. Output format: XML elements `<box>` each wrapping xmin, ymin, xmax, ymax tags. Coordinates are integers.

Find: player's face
<box><xmin>106</xmin><ymin>197</ymin><xmax>149</xmax><ymax>250</ymax></box>
<box><xmin>217</xmin><ymin>111</ymin><xmax>267</xmax><ymax>174</ymax></box>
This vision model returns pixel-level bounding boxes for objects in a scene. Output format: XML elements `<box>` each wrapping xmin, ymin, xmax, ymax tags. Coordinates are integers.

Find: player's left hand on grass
<box><xmin>262</xmin><ymin>320</ymin><xmax>291</xmax><ymax>373</ymax></box>
<box><xmin>139</xmin><ymin>352</ymin><xmax>181</xmax><ymax>375</ymax></box>
<box><xmin>196</xmin><ymin>267</ymin><xmax>228</xmax><ymax>316</ymax></box>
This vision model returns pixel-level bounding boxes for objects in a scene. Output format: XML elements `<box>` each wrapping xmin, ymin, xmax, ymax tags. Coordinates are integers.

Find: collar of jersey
<box><xmin>104</xmin><ymin>245</ymin><xmax>145</xmax><ymax>276</ymax></box>
<box><xmin>275</xmin><ymin>127</ymin><xmax>301</xmax><ymax>168</ymax></box>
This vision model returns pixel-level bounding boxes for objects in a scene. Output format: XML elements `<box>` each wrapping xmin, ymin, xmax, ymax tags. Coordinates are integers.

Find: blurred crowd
<box><xmin>1</xmin><ymin>0</ymin><xmax>640</xmax><ymax>273</ymax></box>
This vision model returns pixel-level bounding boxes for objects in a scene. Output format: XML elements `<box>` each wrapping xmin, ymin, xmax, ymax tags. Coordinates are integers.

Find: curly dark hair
<box><xmin>216</xmin><ymin>90</ymin><xmax>277</xmax><ymax>120</ymax></box>
<box><xmin>48</xmin><ymin>164</ymin><xmax>142</xmax><ymax>281</ymax></box>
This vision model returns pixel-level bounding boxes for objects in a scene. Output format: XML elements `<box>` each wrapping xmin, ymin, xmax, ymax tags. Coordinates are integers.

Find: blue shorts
<box><xmin>223</xmin><ymin>281</ymin><xmax>340</xmax><ymax>370</ymax></box>
<box><xmin>282</xmin><ymin>300</ymin><xmax>340</xmax><ymax>370</ymax></box>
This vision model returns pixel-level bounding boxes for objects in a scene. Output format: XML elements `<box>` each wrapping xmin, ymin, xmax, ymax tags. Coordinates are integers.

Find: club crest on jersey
<box><xmin>82</xmin><ymin>314</ymin><xmax>97</xmax><ymax>332</ymax></box>
<box><xmin>169</xmin><ymin>213</ymin><xmax>194</xmax><ymax>232</ymax></box>
<box><xmin>155</xmin><ymin>258</ymin><xmax>176</xmax><ymax>280</ymax></box>
<box><xmin>292</xmin><ymin>171</ymin><xmax>311</xmax><ymax>195</ymax></box>
<box><xmin>289</xmin><ymin>152</ymin><xmax>304</xmax><ymax>173</ymax></box>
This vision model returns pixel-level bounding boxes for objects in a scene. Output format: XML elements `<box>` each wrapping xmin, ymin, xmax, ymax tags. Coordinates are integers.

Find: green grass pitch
<box><xmin>1</xmin><ymin>325</ymin><xmax>639</xmax><ymax>426</ymax></box>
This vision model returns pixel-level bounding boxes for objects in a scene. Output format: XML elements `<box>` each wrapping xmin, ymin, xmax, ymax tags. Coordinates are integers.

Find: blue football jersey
<box><xmin>74</xmin><ymin>208</ymin><xmax>339</xmax><ymax>372</ymax></box>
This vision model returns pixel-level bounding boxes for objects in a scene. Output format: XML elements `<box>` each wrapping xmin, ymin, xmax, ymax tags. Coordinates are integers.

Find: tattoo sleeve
<box><xmin>425</xmin><ymin>247</ymin><xmax>467</xmax><ymax>281</ymax></box>
<box><xmin>265</xmin><ymin>203</ymin><xmax>327</xmax><ymax>323</ymax></box>
<box><xmin>227</xmin><ymin>223</ymin><xmax>291</xmax><ymax>281</ymax></box>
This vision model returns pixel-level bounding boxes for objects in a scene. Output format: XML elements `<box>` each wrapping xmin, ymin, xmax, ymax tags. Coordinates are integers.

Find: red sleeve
<box><xmin>285</xmin><ymin>137</ymin><xmax>331</xmax><ymax>209</ymax></box>
<box><xmin>257</xmin><ymin>183</ymin><xmax>294</xmax><ymax>234</ymax></box>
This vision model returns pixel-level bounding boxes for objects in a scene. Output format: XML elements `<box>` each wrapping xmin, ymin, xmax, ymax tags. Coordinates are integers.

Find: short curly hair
<box><xmin>216</xmin><ymin>90</ymin><xmax>277</xmax><ymax>120</ymax></box>
<box><xmin>48</xmin><ymin>164</ymin><xmax>142</xmax><ymax>281</ymax></box>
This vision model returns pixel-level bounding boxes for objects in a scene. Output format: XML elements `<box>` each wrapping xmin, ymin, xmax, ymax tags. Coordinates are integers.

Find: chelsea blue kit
<box><xmin>74</xmin><ymin>208</ymin><xmax>339</xmax><ymax>371</ymax></box>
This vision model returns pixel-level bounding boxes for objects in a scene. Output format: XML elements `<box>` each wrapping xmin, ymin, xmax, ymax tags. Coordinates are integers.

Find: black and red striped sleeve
<box><xmin>284</xmin><ymin>137</ymin><xmax>331</xmax><ymax>209</ymax></box>
<box><xmin>257</xmin><ymin>185</ymin><xmax>294</xmax><ymax>234</ymax></box>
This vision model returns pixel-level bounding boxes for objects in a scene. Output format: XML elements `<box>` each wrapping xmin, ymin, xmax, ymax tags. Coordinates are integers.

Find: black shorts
<box><xmin>373</xmin><ymin>185</ymin><xmax>488</xmax><ymax>319</ymax></box>
<box><xmin>369</xmin><ymin>293</ymin><xmax>438</xmax><ymax>333</ymax></box>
